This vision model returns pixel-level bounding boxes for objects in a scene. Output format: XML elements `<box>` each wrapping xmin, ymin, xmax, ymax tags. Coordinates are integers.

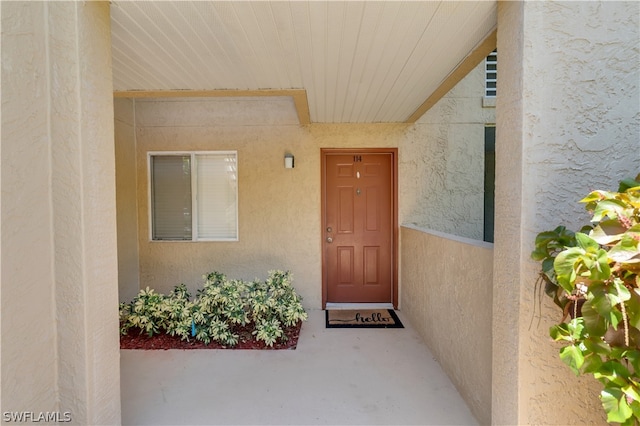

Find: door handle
<box><xmin>326</xmin><ymin>237</ymin><xmax>333</xmax><ymax>243</ymax></box>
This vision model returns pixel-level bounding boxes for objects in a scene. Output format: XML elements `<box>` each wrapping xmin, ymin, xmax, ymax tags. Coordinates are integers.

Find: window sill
<box><xmin>149</xmin><ymin>238</ymin><xmax>239</xmax><ymax>243</ymax></box>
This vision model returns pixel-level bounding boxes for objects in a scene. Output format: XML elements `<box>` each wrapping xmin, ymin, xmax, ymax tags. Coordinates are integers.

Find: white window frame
<box><xmin>147</xmin><ymin>151</ymin><xmax>239</xmax><ymax>242</ymax></box>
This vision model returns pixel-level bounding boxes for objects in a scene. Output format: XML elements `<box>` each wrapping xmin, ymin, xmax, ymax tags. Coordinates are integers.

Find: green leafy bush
<box><xmin>119</xmin><ymin>287</ymin><xmax>169</xmax><ymax>337</ymax></box>
<box><xmin>119</xmin><ymin>270</ymin><xmax>308</xmax><ymax>347</ymax></box>
<box><xmin>532</xmin><ymin>175</ymin><xmax>640</xmax><ymax>424</ymax></box>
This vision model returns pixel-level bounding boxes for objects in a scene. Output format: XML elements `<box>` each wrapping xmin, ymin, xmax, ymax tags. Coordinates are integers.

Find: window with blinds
<box><xmin>149</xmin><ymin>152</ymin><xmax>238</xmax><ymax>241</ymax></box>
<box><xmin>485</xmin><ymin>50</ymin><xmax>497</xmax><ymax>97</ymax></box>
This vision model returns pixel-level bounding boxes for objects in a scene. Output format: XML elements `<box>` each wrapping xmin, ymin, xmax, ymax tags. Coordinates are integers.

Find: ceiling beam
<box><xmin>404</xmin><ymin>28</ymin><xmax>497</xmax><ymax>124</ymax></box>
<box><xmin>113</xmin><ymin>89</ymin><xmax>311</xmax><ymax>125</ymax></box>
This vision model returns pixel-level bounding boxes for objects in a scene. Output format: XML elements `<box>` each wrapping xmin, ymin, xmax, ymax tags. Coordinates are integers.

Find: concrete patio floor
<box><xmin>120</xmin><ymin>309</ymin><xmax>478</xmax><ymax>425</ymax></box>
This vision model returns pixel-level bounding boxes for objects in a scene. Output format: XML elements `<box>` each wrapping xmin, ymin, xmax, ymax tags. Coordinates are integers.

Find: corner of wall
<box><xmin>114</xmin><ymin>97</ymin><xmax>140</xmax><ymax>303</ymax></box>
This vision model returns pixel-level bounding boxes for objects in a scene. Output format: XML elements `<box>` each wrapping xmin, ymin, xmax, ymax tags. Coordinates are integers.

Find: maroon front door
<box><xmin>322</xmin><ymin>150</ymin><xmax>396</xmax><ymax>306</ymax></box>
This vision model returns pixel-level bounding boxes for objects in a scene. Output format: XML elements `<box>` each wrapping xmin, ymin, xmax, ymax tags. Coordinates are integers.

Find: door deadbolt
<box><xmin>326</xmin><ymin>227</ymin><xmax>332</xmax><ymax>233</ymax></box>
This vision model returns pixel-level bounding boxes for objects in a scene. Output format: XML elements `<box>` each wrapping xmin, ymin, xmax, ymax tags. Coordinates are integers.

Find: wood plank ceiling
<box><xmin>110</xmin><ymin>1</ymin><xmax>497</xmax><ymax>123</ymax></box>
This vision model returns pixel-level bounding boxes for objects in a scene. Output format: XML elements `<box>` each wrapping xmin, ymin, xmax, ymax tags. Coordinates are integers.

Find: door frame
<box><xmin>321</xmin><ymin>148</ymin><xmax>399</xmax><ymax>309</ymax></box>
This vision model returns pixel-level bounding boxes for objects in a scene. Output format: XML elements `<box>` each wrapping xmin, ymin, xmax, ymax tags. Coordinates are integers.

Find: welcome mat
<box><xmin>325</xmin><ymin>309</ymin><xmax>404</xmax><ymax>329</ymax></box>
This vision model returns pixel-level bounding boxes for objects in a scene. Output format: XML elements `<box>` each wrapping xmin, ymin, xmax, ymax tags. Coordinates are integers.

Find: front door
<box><xmin>321</xmin><ymin>149</ymin><xmax>397</xmax><ymax>308</ymax></box>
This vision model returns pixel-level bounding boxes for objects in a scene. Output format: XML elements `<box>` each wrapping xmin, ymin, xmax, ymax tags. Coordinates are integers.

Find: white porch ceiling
<box><xmin>110</xmin><ymin>1</ymin><xmax>497</xmax><ymax>123</ymax></box>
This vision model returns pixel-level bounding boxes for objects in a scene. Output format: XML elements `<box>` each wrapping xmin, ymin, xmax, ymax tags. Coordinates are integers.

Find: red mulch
<box><xmin>120</xmin><ymin>321</ymin><xmax>302</xmax><ymax>350</ymax></box>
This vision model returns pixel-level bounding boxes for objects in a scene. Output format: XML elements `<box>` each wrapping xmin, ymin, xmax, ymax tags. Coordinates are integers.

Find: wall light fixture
<box><xmin>284</xmin><ymin>153</ymin><xmax>294</xmax><ymax>169</ymax></box>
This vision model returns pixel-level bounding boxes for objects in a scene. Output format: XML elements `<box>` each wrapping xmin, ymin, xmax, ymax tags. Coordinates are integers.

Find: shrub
<box><xmin>119</xmin><ymin>270</ymin><xmax>308</xmax><ymax>347</ymax></box>
<box><xmin>119</xmin><ymin>287</ymin><xmax>168</xmax><ymax>337</ymax></box>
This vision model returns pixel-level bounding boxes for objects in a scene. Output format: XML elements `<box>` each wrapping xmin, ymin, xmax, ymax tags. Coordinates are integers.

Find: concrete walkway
<box><xmin>120</xmin><ymin>309</ymin><xmax>478</xmax><ymax>425</ymax></box>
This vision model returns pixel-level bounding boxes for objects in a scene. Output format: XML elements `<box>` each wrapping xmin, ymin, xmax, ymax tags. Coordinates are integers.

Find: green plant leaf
<box><xmin>595</xmin><ymin>360</ymin><xmax>632</xmax><ymax>386</ymax></box>
<box><xmin>609</xmin><ymin>233</ymin><xmax>640</xmax><ymax>263</ymax></box>
<box><xmin>626</xmin><ymin>292</ymin><xmax>640</xmax><ymax>330</ymax></box>
<box><xmin>550</xmin><ymin>323</ymin><xmax>573</xmax><ymax>342</ymax></box>
<box><xmin>583</xmin><ymin>333</ymin><xmax>611</xmax><ymax>356</ymax></box>
<box><xmin>601</xmin><ymin>387</ymin><xmax>633</xmax><ymax>423</ymax></box>
<box><xmin>587</xmin><ymin>280</ymin><xmax>628</xmax><ymax>330</ymax></box>
<box><xmin>581</xmin><ymin>190</ymin><xmax>610</xmax><ymax>205</ymax></box>
<box><xmin>590</xmin><ymin>282</ymin><xmax>614</xmax><ymax>319</ymax></box>
<box><xmin>612</xmin><ymin>278</ymin><xmax>632</xmax><ymax>303</ymax></box>
<box><xmin>622</xmin><ymin>383</ymin><xmax>640</xmax><ymax>404</ymax></box>
<box><xmin>581</xmin><ymin>352</ymin><xmax>604</xmax><ymax>374</ymax></box>
<box><xmin>569</xmin><ymin>318</ymin><xmax>587</xmax><ymax>340</ymax></box>
<box><xmin>593</xmin><ymin>248</ymin><xmax>612</xmax><ymax>281</ymax></box>
<box><xmin>619</xmin><ymin>178</ymin><xmax>640</xmax><ymax>193</ymax></box>
<box><xmin>554</xmin><ymin>248</ymin><xmax>584</xmax><ymax>291</ymax></box>
<box><xmin>576</xmin><ymin>232</ymin><xmax>600</xmax><ymax>252</ymax></box>
<box><xmin>582</xmin><ymin>318</ymin><xmax>611</xmax><ymax>353</ymax></box>
<box><xmin>592</xmin><ymin>199</ymin><xmax>629</xmax><ymax>222</ymax></box>
<box><xmin>629</xmin><ymin>400</ymin><xmax>640</xmax><ymax>425</ymax></box>
<box><xmin>532</xmin><ymin>227</ymin><xmax>576</xmax><ymax>258</ymax></box>
<box><xmin>541</xmin><ymin>258</ymin><xmax>555</xmax><ymax>279</ymax></box>
<box><xmin>591</xmin><ymin>220</ymin><xmax>630</xmax><ymax>245</ymax></box>
<box><xmin>560</xmin><ymin>344</ymin><xmax>585</xmax><ymax>375</ymax></box>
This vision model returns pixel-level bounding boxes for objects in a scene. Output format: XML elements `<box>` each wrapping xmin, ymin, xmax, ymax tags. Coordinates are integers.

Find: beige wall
<box><xmin>115</xmin><ymin>98</ymin><xmax>140</xmax><ymax>303</ymax></box>
<box><xmin>401</xmin><ymin>225</ymin><xmax>493</xmax><ymax>425</ymax></box>
<box><xmin>1</xmin><ymin>2</ymin><xmax>121</xmax><ymax>424</ymax></box>
<box><xmin>493</xmin><ymin>1</ymin><xmax>639</xmax><ymax>424</ymax></box>
<box><xmin>2</xmin><ymin>2</ymin><xmax>57</xmax><ymax>415</ymax></box>
<box><xmin>2</xmin><ymin>1</ymin><xmax>635</xmax><ymax>424</ymax></box>
<box><xmin>117</xmin><ymin>69</ymin><xmax>493</xmax><ymax>308</ymax></box>
<box><xmin>406</xmin><ymin>63</ymin><xmax>495</xmax><ymax>241</ymax></box>
<box><xmin>132</xmin><ymin>98</ymin><xmax>406</xmax><ymax>307</ymax></box>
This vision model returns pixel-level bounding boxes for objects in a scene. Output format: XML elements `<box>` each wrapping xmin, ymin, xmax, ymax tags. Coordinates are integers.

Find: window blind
<box><xmin>149</xmin><ymin>152</ymin><xmax>238</xmax><ymax>241</ymax></box>
<box><xmin>196</xmin><ymin>154</ymin><xmax>238</xmax><ymax>240</ymax></box>
<box><xmin>151</xmin><ymin>155</ymin><xmax>192</xmax><ymax>240</ymax></box>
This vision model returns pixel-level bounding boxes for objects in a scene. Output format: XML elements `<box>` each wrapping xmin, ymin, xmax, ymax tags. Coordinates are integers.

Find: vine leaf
<box><xmin>601</xmin><ymin>387</ymin><xmax>633</xmax><ymax>424</ymax></box>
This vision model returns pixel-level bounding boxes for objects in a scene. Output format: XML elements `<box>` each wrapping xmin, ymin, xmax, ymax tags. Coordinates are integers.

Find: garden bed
<box><xmin>120</xmin><ymin>320</ymin><xmax>302</xmax><ymax>350</ymax></box>
<box><xmin>120</xmin><ymin>270</ymin><xmax>308</xmax><ymax>350</ymax></box>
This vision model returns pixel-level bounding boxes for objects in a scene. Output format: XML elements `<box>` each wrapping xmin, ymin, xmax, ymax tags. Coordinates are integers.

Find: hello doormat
<box><xmin>325</xmin><ymin>309</ymin><xmax>404</xmax><ymax>328</ymax></box>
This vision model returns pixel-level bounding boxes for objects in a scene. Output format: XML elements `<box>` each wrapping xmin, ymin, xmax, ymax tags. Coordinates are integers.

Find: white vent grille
<box><xmin>485</xmin><ymin>50</ymin><xmax>497</xmax><ymax>97</ymax></box>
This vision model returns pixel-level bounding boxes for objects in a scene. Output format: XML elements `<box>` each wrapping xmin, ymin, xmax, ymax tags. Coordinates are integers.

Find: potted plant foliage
<box><xmin>531</xmin><ymin>174</ymin><xmax>640</xmax><ymax>424</ymax></box>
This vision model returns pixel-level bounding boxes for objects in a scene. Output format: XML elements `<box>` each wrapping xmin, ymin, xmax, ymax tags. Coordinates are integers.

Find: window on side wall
<box><xmin>149</xmin><ymin>151</ymin><xmax>238</xmax><ymax>241</ymax></box>
<box><xmin>484</xmin><ymin>126</ymin><xmax>495</xmax><ymax>243</ymax></box>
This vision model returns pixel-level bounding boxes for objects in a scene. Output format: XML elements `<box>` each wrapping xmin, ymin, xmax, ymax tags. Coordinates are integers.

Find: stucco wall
<box><xmin>2</xmin><ymin>2</ymin><xmax>58</xmax><ymax>415</ymax></box>
<box><xmin>132</xmin><ymin>97</ymin><xmax>405</xmax><ymax>307</ymax></box>
<box><xmin>117</xmin><ymin>62</ymin><xmax>493</xmax><ymax>307</ymax></box>
<box><xmin>493</xmin><ymin>1</ymin><xmax>639</xmax><ymax>424</ymax></box>
<box><xmin>115</xmin><ymin>98</ymin><xmax>140</xmax><ymax>303</ymax></box>
<box><xmin>404</xmin><ymin>64</ymin><xmax>495</xmax><ymax>240</ymax></box>
<box><xmin>401</xmin><ymin>225</ymin><xmax>493</xmax><ymax>425</ymax></box>
<box><xmin>1</xmin><ymin>2</ymin><xmax>121</xmax><ymax>424</ymax></box>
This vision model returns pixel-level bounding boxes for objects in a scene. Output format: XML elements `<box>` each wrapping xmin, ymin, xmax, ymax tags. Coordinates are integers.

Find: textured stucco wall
<box><xmin>404</xmin><ymin>64</ymin><xmax>495</xmax><ymax>240</ymax></box>
<box><xmin>127</xmin><ymin>85</ymin><xmax>492</xmax><ymax>308</ymax></box>
<box><xmin>401</xmin><ymin>225</ymin><xmax>493</xmax><ymax>425</ymax></box>
<box><xmin>115</xmin><ymin>98</ymin><xmax>140</xmax><ymax>303</ymax></box>
<box><xmin>493</xmin><ymin>1</ymin><xmax>639</xmax><ymax>424</ymax></box>
<box><xmin>1</xmin><ymin>2</ymin><xmax>120</xmax><ymax>424</ymax></box>
<box><xmin>133</xmin><ymin>97</ymin><xmax>406</xmax><ymax>308</ymax></box>
<box><xmin>2</xmin><ymin>2</ymin><xmax>58</xmax><ymax>415</ymax></box>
